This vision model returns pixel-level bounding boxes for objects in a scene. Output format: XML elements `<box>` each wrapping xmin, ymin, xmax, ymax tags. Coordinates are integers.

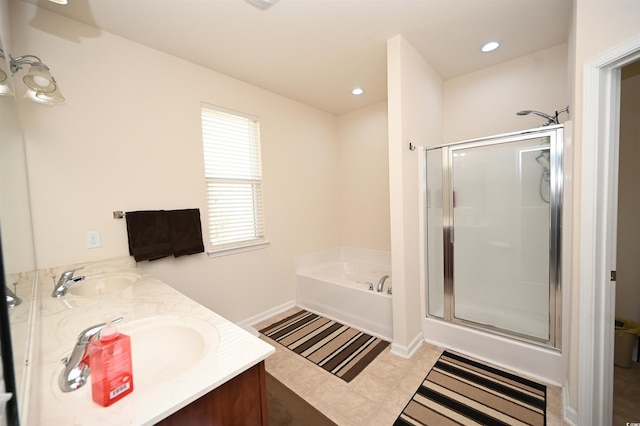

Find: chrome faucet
<box><xmin>51</xmin><ymin>267</ymin><xmax>85</xmax><ymax>297</ymax></box>
<box><xmin>377</xmin><ymin>275</ymin><xmax>390</xmax><ymax>293</ymax></box>
<box><xmin>5</xmin><ymin>284</ymin><xmax>22</xmax><ymax>308</ymax></box>
<box><xmin>58</xmin><ymin>317</ymin><xmax>123</xmax><ymax>392</ymax></box>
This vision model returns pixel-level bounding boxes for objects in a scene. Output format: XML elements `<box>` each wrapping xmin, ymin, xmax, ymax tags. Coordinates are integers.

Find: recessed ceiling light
<box><xmin>352</xmin><ymin>88</ymin><xmax>364</xmax><ymax>95</ymax></box>
<box><xmin>245</xmin><ymin>0</ymin><xmax>279</xmax><ymax>10</ymax></box>
<box><xmin>481</xmin><ymin>41</ymin><xmax>501</xmax><ymax>53</ymax></box>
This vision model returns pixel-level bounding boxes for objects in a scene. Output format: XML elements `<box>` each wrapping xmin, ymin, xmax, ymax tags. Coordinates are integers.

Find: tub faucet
<box><xmin>58</xmin><ymin>317</ymin><xmax>123</xmax><ymax>392</ymax></box>
<box><xmin>51</xmin><ymin>267</ymin><xmax>85</xmax><ymax>297</ymax></box>
<box><xmin>377</xmin><ymin>275</ymin><xmax>390</xmax><ymax>293</ymax></box>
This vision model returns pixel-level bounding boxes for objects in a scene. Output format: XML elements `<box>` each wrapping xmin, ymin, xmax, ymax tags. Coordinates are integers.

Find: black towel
<box><xmin>168</xmin><ymin>209</ymin><xmax>205</xmax><ymax>257</ymax></box>
<box><xmin>125</xmin><ymin>209</ymin><xmax>205</xmax><ymax>261</ymax></box>
<box><xmin>126</xmin><ymin>210</ymin><xmax>173</xmax><ymax>261</ymax></box>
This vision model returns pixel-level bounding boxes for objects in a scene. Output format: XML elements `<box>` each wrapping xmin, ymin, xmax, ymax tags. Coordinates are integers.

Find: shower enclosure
<box><xmin>426</xmin><ymin>125</ymin><xmax>563</xmax><ymax>348</ymax></box>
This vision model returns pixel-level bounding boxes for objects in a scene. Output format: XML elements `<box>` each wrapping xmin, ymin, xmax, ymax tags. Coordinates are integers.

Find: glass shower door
<box><xmin>451</xmin><ymin>138</ymin><xmax>551</xmax><ymax>340</ymax></box>
<box><xmin>426</xmin><ymin>126</ymin><xmax>562</xmax><ymax>347</ymax></box>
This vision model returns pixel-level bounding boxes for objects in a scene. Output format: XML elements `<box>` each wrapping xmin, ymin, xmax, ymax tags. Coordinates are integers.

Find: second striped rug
<box><xmin>260</xmin><ymin>309</ymin><xmax>389</xmax><ymax>383</ymax></box>
<box><xmin>395</xmin><ymin>350</ymin><xmax>547</xmax><ymax>425</ymax></box>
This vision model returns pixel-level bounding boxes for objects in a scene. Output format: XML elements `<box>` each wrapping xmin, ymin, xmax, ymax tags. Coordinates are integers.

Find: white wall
<box><xmin>337</xmin><ymin>101</ymin><xmax>390</xmax><ymax>251</ymax></box>
<box><xmin>10</xmin><ymin>1</ymin><xmax>341</xmax><ymax>323</ymax></box>
<box><xmin>444</xmin><ymin>44</ymin><xmax>569</xmax><ymax>143</ymax></box>
<box><xmin>0</xmin><ymin>95</ymin><xmax>35</xmax><ymax>275</ymax></box>
<box><xmin>387</xmin><ymin>35</ymin><xmax>443</xmax><ymax>354</ymax></box>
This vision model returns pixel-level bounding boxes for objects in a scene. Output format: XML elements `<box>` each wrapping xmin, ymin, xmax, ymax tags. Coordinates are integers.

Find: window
<box><xmin>200</xmin><ymin>103</ymin><xmax>267</xmax><ymax>255</ymax></box>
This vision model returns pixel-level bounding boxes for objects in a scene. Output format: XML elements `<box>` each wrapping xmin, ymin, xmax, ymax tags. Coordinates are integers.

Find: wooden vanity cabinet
<box><xmin>155</xmin><ymin>361</ymin><xmax>268</xmax><ymax>425</ymax></box>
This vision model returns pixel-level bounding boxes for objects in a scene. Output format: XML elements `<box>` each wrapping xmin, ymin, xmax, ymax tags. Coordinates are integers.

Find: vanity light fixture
<box><xmin>0</xmin><ymin>55</ymin><xmax>13</xmax><ymax>96</ymax></box>
<box><xmin>23</xmin><ymin>88</ymin><xmax>64</xmax><ymax>106</ymax></box>
<box><xmin>48</xmin><ymin>0</ymin><xmax>68</xmax><ymax>4</ymax></box>
<box><xmin>0</xmin><ymin>76</ymin><xmax>12</xmax><ymax>96</ymax></box>
<box><xmin>22</xmin><ymin>62</ymin><xmax>57</xmax><ymax>93</ymax></box>
<box><xmin>0</xmin><ymin>49</ymin><xmax>65</xmax><ymax>104</ymax></box>
<box><xmin>351</xmin><ymin>87</ymin><xmax>364</xmax><ymax>95</ymax></box>
<box><xmin>481</xmin><ymin>40</ymin><xmax>501</xmax><ymax>53</ymax></box>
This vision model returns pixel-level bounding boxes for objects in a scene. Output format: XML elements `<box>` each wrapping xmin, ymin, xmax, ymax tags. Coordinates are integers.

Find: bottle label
<box><xmin>110</xmin><ymin>380</ymin><xmax>131</xmax><ymax>399</ymax></box>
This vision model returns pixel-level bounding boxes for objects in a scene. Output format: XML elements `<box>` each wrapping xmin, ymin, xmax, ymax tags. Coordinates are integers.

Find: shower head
<box><xmin>516</xmin><ymin>110</ymin><xmax>557</xmax><ymax>124</ymax></box>
<box><xmin>516</xmin><ymin>106</ymin><xmax>570</xmax><ymax>127</ymax></box>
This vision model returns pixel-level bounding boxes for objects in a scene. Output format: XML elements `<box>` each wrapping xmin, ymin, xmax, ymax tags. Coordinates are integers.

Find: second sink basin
<box><xmin>68</xmin><ymin>272</ymin><xmax>141</xmax><ymax>297</ymax></box>
<box><xmin>120</xmin><ymin>315</ymin><xmax>220</xmax><ymax>388</ymax></box>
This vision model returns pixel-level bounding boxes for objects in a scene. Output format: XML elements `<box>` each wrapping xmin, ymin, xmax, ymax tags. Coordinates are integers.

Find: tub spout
<box><xmin>377</xmin><ymin>275</ymin><xmax>390</xmax><ymax>293</ymax></box>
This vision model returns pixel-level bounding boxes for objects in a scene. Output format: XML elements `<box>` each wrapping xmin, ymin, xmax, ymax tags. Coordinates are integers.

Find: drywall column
<box><xmin>387</xmin><ymin>35</ymin><xmax>443</xmax><ymax>356</ymax></box>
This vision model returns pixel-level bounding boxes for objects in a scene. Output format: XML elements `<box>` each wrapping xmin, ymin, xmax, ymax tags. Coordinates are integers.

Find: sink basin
<box><xmin>68</xmin><ymin>272</ymin><xmax>140</xmax><ymax>297</ymax></box>
<box><xmin>120</xmin><ymin>315</ymin><xmax>220</xmax><ymax>388</ymax></box>
<box><xmin>53</xmin><ymin>315</ymin><xmax>220</xmax><ymax>396</ymax></box>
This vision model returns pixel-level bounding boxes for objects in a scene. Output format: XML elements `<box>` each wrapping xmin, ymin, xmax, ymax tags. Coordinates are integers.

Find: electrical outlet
<box><xmin>86</xmin><ymin>231</ymin><xmax>102</xmax><ymax>249</ymax></box>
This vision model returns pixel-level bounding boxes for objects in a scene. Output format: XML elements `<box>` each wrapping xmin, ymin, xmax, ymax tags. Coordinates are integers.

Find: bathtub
<box><xmin>295</xmin><ymin>247</ymin><xmax>392</xmax><ymax>341</ymax></box>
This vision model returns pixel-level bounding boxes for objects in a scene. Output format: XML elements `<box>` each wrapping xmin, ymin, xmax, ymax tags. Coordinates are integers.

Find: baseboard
<box><xmin>236</xmin><ymin>299</ymin><xmax>297</xmax><ymax>332</ymax></box>
<box><xmin>563</xmin><ymin>385</ymin><xmax>578</xmax><ymax>426</ymax></box>
<box><xmin>390</xmin><ymin>332</ymin><xmax>424</xmax><ymax>359</ymax></box>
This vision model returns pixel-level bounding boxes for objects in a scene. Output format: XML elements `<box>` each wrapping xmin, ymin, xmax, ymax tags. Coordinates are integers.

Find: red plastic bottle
<box><xmin>89</xmin><ymin>319</ymin><xmax>134</xmax><ymax>407</ymax></box>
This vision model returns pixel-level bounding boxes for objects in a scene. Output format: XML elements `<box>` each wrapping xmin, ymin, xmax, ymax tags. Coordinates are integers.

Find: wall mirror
<box><xmin>0</xmin><ymin>0</ymin><xmax>39</xmax><ymax>422</ymax></box>
<box><xmin>0</xmin><ymin>73</ymin><xmax>38</xmax><ymax>426</ymax></box>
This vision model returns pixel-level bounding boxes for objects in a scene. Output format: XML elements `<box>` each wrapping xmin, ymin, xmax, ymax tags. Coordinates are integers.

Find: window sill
<box><xmin>207</xmin><ymin>241</ymin><xmax>270</xmax><ymax>258</ymax></box>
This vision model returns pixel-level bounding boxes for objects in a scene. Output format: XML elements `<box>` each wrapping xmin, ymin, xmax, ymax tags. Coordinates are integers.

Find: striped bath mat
<box><xmin>259</xmin><ymin>309</ymin><xmax>389</xmax><ymax>382</ymax></box>
<box><xmin>395</xmin><ymin>350</ymin><xmax>546</xmax><ymax>426</ymax></box>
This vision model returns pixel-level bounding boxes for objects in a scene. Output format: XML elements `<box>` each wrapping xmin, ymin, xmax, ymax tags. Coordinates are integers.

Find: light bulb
<box><xmin>23</xmin><ymin>63</ymin><xmax>56</xmax><ymax>93</ymax></box>
<box><xmin>481</xmin><ymin>41</ymin><xmax>501</xmax><ymax>53</ymax></box>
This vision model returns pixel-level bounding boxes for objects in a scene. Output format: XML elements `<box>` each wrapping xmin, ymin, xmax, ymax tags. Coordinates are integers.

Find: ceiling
<box><xmin>23</xmin><ymin>0</ymin><xmax>572</xmax><ymax>115</ymax></box>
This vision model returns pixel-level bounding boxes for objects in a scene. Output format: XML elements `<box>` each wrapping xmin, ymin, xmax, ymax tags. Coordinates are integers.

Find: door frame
<box><xmin>578</xmin><ymin>35</ymin><xmax>640</xmax><ymax>425</ymax></box>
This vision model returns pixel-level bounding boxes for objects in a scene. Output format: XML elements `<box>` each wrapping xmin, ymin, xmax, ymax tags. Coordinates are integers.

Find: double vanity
<box><xmin>9</xmin><ymin>257</ymin><xmax>274</xmax><ymax>425</ymax></box>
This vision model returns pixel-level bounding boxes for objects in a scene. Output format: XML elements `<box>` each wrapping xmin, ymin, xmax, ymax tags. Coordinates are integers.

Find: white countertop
<box><xmin>25</xmin><ymin>257</ymin><xmax>274</xmax><ymax>425</ymax></box>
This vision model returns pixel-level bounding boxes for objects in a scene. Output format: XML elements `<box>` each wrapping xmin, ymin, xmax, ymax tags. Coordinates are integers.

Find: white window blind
<box><xmin>201</xmin><ymin>104</ymin><xmax>266</xmax><ymax>254</ymax></box>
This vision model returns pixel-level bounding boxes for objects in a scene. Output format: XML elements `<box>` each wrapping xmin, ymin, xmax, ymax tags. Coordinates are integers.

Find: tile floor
<box><xmin>613</xmin><ymin>361</ymin><xmax>640</xmax><ymax>425</ymax></box>
<box><xmin>254</xmin><ymin>307</ymin><xmax>566</xmax><ymax>426</ymax></box>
